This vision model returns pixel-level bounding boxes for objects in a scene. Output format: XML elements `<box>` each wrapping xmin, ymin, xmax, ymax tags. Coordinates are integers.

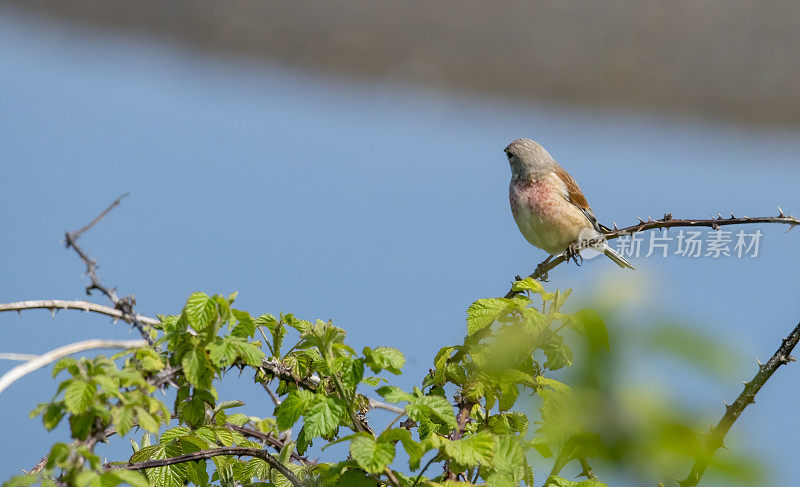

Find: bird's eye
<box><xmin>505</xmin><ymin>152</ymin><xmax>513</xmax><ymax>160</ymax></box>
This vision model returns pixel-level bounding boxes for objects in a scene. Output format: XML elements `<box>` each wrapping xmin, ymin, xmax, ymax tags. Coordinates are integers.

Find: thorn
<box><xmin>50</xmin><ymin>308</ymin><xmax>55</xmax><ymax>319</ymax></box>
<box><xmin>648</xmin><ymin>215</ymin><xmax>653</xmax><ymax>222</ymax></box>
<box><xmin>777</xmin><ymin>205</ymin><xmax>785</xmax><ymax>217</ymax></box>
<box><xmin>717</xmin><ymin>212</ymin><xmax>723</xmax><ymax>219</ymax></box>
<box><xmin>730</xmin><ymin>212</ymin><xmax>735</xmax><ymax>219</ymax></box>
<box><xmin>613</xmin><ymin>221</ymin><xmax>618</xmax><ymax>229</ymax></box>
<box><xmin>756</xmin><ymin>357</ymin><xmax>762</xmax><ymax>366</ymax></box>
<box><xmin>638</xmin><ymin>217</ymin><xmax>645</xmax><ymax>224</ymax></box>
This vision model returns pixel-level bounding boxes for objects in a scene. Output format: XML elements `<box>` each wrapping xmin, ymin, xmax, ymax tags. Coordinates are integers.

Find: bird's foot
<box><xmin>532</xmin><ymin>264</ymin><xmax>550</xmax><ymax>282</ymax></box>
<box><xmin>565</xmin><ymin>242</ymin><xmax>584</xmax><ymax>266</ymax></box>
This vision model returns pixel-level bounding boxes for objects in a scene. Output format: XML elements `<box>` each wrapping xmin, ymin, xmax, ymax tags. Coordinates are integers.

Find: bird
<box><xmin>504</xmin><ymin>138</ymin><xmax>634</xmax><ymax>270</ymax></box>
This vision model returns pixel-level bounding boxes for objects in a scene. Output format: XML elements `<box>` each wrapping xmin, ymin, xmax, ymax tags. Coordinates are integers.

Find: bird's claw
<box><xmin>565</xmin><ymin>242</ymin><xmax>584</xmax><ymax>266</ymax></box>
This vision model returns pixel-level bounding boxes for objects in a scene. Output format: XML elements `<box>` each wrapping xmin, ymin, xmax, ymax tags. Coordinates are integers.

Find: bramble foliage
<box><xmin>8</xmin><ymin>281</ymin><xmax>617</xmax><ymax>487</ymax></box>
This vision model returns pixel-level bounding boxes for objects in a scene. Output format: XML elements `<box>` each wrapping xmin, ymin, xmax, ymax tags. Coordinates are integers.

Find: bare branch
<box><xmin>368</xmin><ymin>398</ymin><xmax>405</xmax><ymax>414</ymax></box>
<box><xmin>0</xmin><ymin>300</ymin><xmax>160</xmax><ymax>326</ymax></box>
<box><xmin>107</xmin><ymin>446</ymin><xmax>302</xmax><ymax>487</ymax></box>
<box><xmin>506</xmin><ymin>212</ymin><xmax>799</xmax><ymax>297</ymax></box>
<box><xmin>70</xmin><ymin>193</ymin><xmax>129</xmax><ymax>239</ymax></box>
<box><xmin>0</xmin><ymin>339</ymin><xmax>147</xmax><ymax>395</ymax></box>
<box><xmin>64</xmin><ymin>194</ymin><xmax>153</xmax><ymax>344</ymax></box>
<box><xmin>0</xmin><ymin>353</ymin><xmax>40</xmax><ymax>361</ymax></box>
<box><xmin>678</xmin><ymin>321</ymin><xmax>800</xmax><ymax>487</ymax></box>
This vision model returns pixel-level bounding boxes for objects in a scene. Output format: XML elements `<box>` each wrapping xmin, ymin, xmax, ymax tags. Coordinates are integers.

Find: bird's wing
<box><xmin>553</xmin><ymin>165</ymin><xmax>603</xmax><ymax>233</ymax></box>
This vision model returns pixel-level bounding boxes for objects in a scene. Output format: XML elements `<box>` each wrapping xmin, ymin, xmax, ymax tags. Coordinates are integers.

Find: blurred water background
<box><xmin>1</xmin><ymin>4</ymin><xmax>798</xmax><ymax>485</ymax></box>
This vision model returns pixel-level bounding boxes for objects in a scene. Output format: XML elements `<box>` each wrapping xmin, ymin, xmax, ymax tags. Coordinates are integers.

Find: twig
<box><xmin>678</xmin><ymin>321</ymin><xmax>800</xmax><ymax>487</ymax></box>
<box><xmin>107</xmin><ymin>446</ymin><xmax>302</xmax><ymax>486</ymax></box>
<box><xmin>412</xmin><ymin>454</ymin><xmax>439</xmax><ymax>487</ymax></box>
<box><xmin>224</xmin><ymin>424</ymin><xmax>313</xmax><ymax>465</ymax></box>
<box><xmin>369</xmin><ymin>398</ymin><xmax>405</xmax><ymax>414</ymax></box>
<box><xmin>0</xmin><ymin>339</ymin><xmax>147</xmax><ymax>394</ymax></box>
<box><xmin>64</xmin><ymin>194</ymin><xmax>153</xmax><ymax>345</ymax></box>
<box><xmin>505</xmin><ymin>212</ymin><xmax>799</xmax><ymax>297</ymax></box>
<box><xmin>578</xmin><ymin>457</ymin><xmax>597</xmax><ymax>480</ymax></box>
<box><xmin>70</xmin><ymin>193</ymin><xmax>129</xmax><ymax>240</ymax></box>
<box><xmin>444</xmin><ymin>399</ymin><xmax>474</xmax><ymax>480</ymax></box>
<box><xmin>0</xmin><ymin>300</ymin><xmax>160</xmax><ymax>326</ymax></box>
<box><xmin>0</xmin><ymin>353</ymin><xmax>40</xmax><ymax>361</ymax></box>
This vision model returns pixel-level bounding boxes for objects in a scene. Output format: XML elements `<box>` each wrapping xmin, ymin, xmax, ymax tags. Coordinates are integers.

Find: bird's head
<box><xmin>503</xmin><ymin>138</ymin><xmax>556</xmax><ymax>180</ymax></box>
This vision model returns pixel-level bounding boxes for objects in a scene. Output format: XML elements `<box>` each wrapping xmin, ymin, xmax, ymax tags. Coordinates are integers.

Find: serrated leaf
<box><xmin>160</xmin><ymin>426</ymin><xmax>191</xmax><ymax>442</ymax></box>
<box><xmin>275</xmin><ymin>389</ymin><xmax>315</xmax><ymax>431</ymax></box>
<box><xmin>350</xmin><ymin>435</ymin><xmax>396</xmax><ymax>474</ymax></box>
<box><xmin>511</xmin><ymin>277</ymin><xmax>544</xmax><ymax>294</ymax></box>
<box><xmin>233</xmin><ymin>341</ymin><xmax>265</xmax><ymax>366</ymax></box>
<box><xmin>542</xmin><ymin>334</ymin><xmax>573</xmax><ymax>370</ymax></box>
<box><xmin>184</xmin><ymin>292</ymin><xmax>217</xmax><ymax>332</ymax></box>
<box><xmin>64</xmin><ymin>380</ymin><xmax>95</xmax><ymax>414</ymax></box>
<box><xmin>182</xmin><ymin>349</ymin><xmax>212</xmax><ymax>389</ymax></box>
<box><xmin>376</xmin><ymin>386</ymin><xmax>414</xmax><ymax>403</ymax></box>
<box><xmin>135</xmin><ymin>407</ymin><xmax>161</xmax><ymax>433</ymax></box>
<box><xmin>363</xmin><ymin>347</ymin><xmax>405</xmax><ymax>374</ymax></box>
<box><xmin>231</xmin><ymin>309</ymin><xmax>256</xmax><ymax>338</ymax></box>
<box><xmin>442</xmin><ymin>432</ymin><xmax>494</xmax><ymax>467</ymax></box>
<box><xmin>304</xmin><ymin>396</ymin><xmax>346</xmax><ymax>438</ymax></box>
<box><xmin>407</xmin><ymin>395</ymin><xmax>457</xmax><ymax>428</ymax></box>
<box><xmin>52</xmin><ymin>358</ymin><xmax>78</xmax><ymax>378</ymax></box>
<box><xmin>113</xmin><ymin>406</ymin><xmax>136</xmax><ymax>436</ymax></box>
<box><xmin>378</xmin><ymin>428</ymin><xmax>423</xmax><ymax>469</ymax></box>
<box><xmin>108</xmin><ymin>471</ymin><xmax>151</xmax><ymax>487</ymax></box>
<box><xmin>466</xmin><ymin>298</ymin><xmax>512</xmax><ymax>335</ymax></box>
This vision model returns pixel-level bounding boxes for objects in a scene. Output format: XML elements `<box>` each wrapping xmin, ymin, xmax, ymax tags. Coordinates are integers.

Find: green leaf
<box><xmin>42</xmin><ymin>403</ymin><xmax>66</xmax><ymax>430</ymax></box>
<box><xmin>349</xmin><ymin>435</ymin><xmax>396</xmax><ymax>474</ymax></box>
<box><xmin>363</xmin><ymin>347</ymin><xmax>405</xmax><ymax>374</ymax></box>
<box><xmin>571</xmin><ymin>309</ymin><xmax>609</xmax><ymax>352</ymax></box>
<box><xmin>376</xmin><ymin>386</ymin><xmax>413</xmax><ymax>403</ymax></box>
<box><xmin>231</xmin><ymin>309</ymin><xmax>256</xmax><ymax>338</ymax></box>
<box><xmin>233</xmin><ymin>341</ymin><xmax>265</xmax><ymax>366</ymax></box>
<box><xmin>542</xmin><ymin>334</ymin><xmax>573</xmax><ymax>370</ymax></box>
<box><xmin>407</xmin><ymin>395</ymin><xmax>457</xmax><ymax>428</ymax></box>
<box><xmin>548</xmin><ymin>477</ymin><xmax>608</xmax><ymax>487</ymax></box>
<box><xmin>466</xmin><ymin>298</ymin><xmax>512</xmax><ymax>335</ymax></box>
<box><xmin>182</xmin><ymin>349</ymin><xmax>212</xmax><ymax>389</ymax></box>
<box><xmin>182</xmin><ymin>396</ymin><xmax>207</xmax><ymax>427</ymax></box>
<box><xmin>52</xmin><ymin>357</ymin><xmax>79</xmax><ymax>378</ymax></box>
<box><xmin>113</xmin><ymin>406</ymin><xmax>136</xmax><ymax>436</ymax></box>
<box><xmin>442</xmin><ymin>432</ymin><xmax>495</xmax><ymax>467</ymax></box>
<box><xmin>275</xmin><ymin>389</ymin><xmax>315</xmax><ymax>431</ymax></box>
<box><xmin>511</xmin><ymin>277</ymin><xmax>544</xmax><ymax>294</ymax></box>
<box><xmin>379</xmin><ymin>428</ymin><xmax>423</xmax><ymax>469</ymax></box>
<box><xmin>64</xmin><ymin>380</ymin><xmax>95</xmax><ymax>414</ymax></box>
<box><xmin>206</xmin><ymin>339</ymin><xmax>238</xmax><ymax>367</ymax></box>
<box><xmin>491</xmin><ymin>435</ymin><xmax>526</xmax><ymax>481</ymax></box>
<box><xmin>304</xmin><ymin>395</ymin><xmax>346</xmax><ymax>438</ymax></box>
<box><xmin>108</xmin><ymin>471</ymin><xmax>151</xmax><ymax>487</ymax></box>
<box><xmin>135</xmin><ymin>407</ymin><xmax>161</xmax><ymax>434</ymax></box>
<box><xmin>184</xmin><ymin>292</ymin><xmax>217</xmax><ymax>331</ymax></box>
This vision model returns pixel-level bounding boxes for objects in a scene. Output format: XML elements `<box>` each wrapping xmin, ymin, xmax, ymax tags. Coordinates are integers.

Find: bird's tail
<box><xmin>602</xmin><ymin>244</ymin><xmax>636</xmax><ymax>270</ymax></box>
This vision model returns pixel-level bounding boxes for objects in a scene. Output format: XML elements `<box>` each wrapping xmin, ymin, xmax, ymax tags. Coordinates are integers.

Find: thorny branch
<box><xmin>679</xmin><ymin>321</ymin><xmax>800</xmax><ymax>487</ymax></box>
<box><xmin>0</xmin><ymin>300</ymin><xmax>160</xmax><ymax>326</ymax></box>
<box><xmin>0</xmin><ymin>339</ymin><xmax>147</xmax><ymax>395</ymax></box>
<box><xmin>505</xmin><ymin>211</ymin><xmax>800</xmax><ymax>297</ymax></box>
<box><xmin>107</xmin><ymin>446</ymin><xmax>302</xmax><ymax>487</ymax></box>
<box><xmin>64</xmin><ymin>194</ymin><xmax>153</xmax><ymax>344</ymax></box>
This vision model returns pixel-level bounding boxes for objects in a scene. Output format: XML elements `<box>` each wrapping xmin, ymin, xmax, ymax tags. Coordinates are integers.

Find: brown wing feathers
<box><xmin>554</xmin><ymin>166</ymin><xmax>603</xmax><ymax>232</ymax></box>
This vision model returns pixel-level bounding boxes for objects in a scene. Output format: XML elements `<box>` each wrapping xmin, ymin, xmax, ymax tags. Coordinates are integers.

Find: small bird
<box><xmin>504</xmin><ymin>138</ymin><xmax>634</xmax><ymax>270</ymax></box>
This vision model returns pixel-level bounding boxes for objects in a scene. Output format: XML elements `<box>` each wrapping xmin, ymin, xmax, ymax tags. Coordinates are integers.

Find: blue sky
<box><xmin>1</xmin><ymin>9</ymin><xmax>799</xmax><ymax>485</ymax></box>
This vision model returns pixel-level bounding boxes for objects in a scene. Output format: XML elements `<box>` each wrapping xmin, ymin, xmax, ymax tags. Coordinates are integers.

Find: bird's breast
<box><xmin>509</xmin><ymin>177</ymin><xmax>592</xmax><ymax>254</ymax></box>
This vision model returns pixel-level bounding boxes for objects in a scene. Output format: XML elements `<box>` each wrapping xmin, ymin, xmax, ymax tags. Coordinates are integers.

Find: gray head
<box><xmin>503</xmin><ymin>138</ymin><xmax>557</xmax><ymax>180</ymax></box>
